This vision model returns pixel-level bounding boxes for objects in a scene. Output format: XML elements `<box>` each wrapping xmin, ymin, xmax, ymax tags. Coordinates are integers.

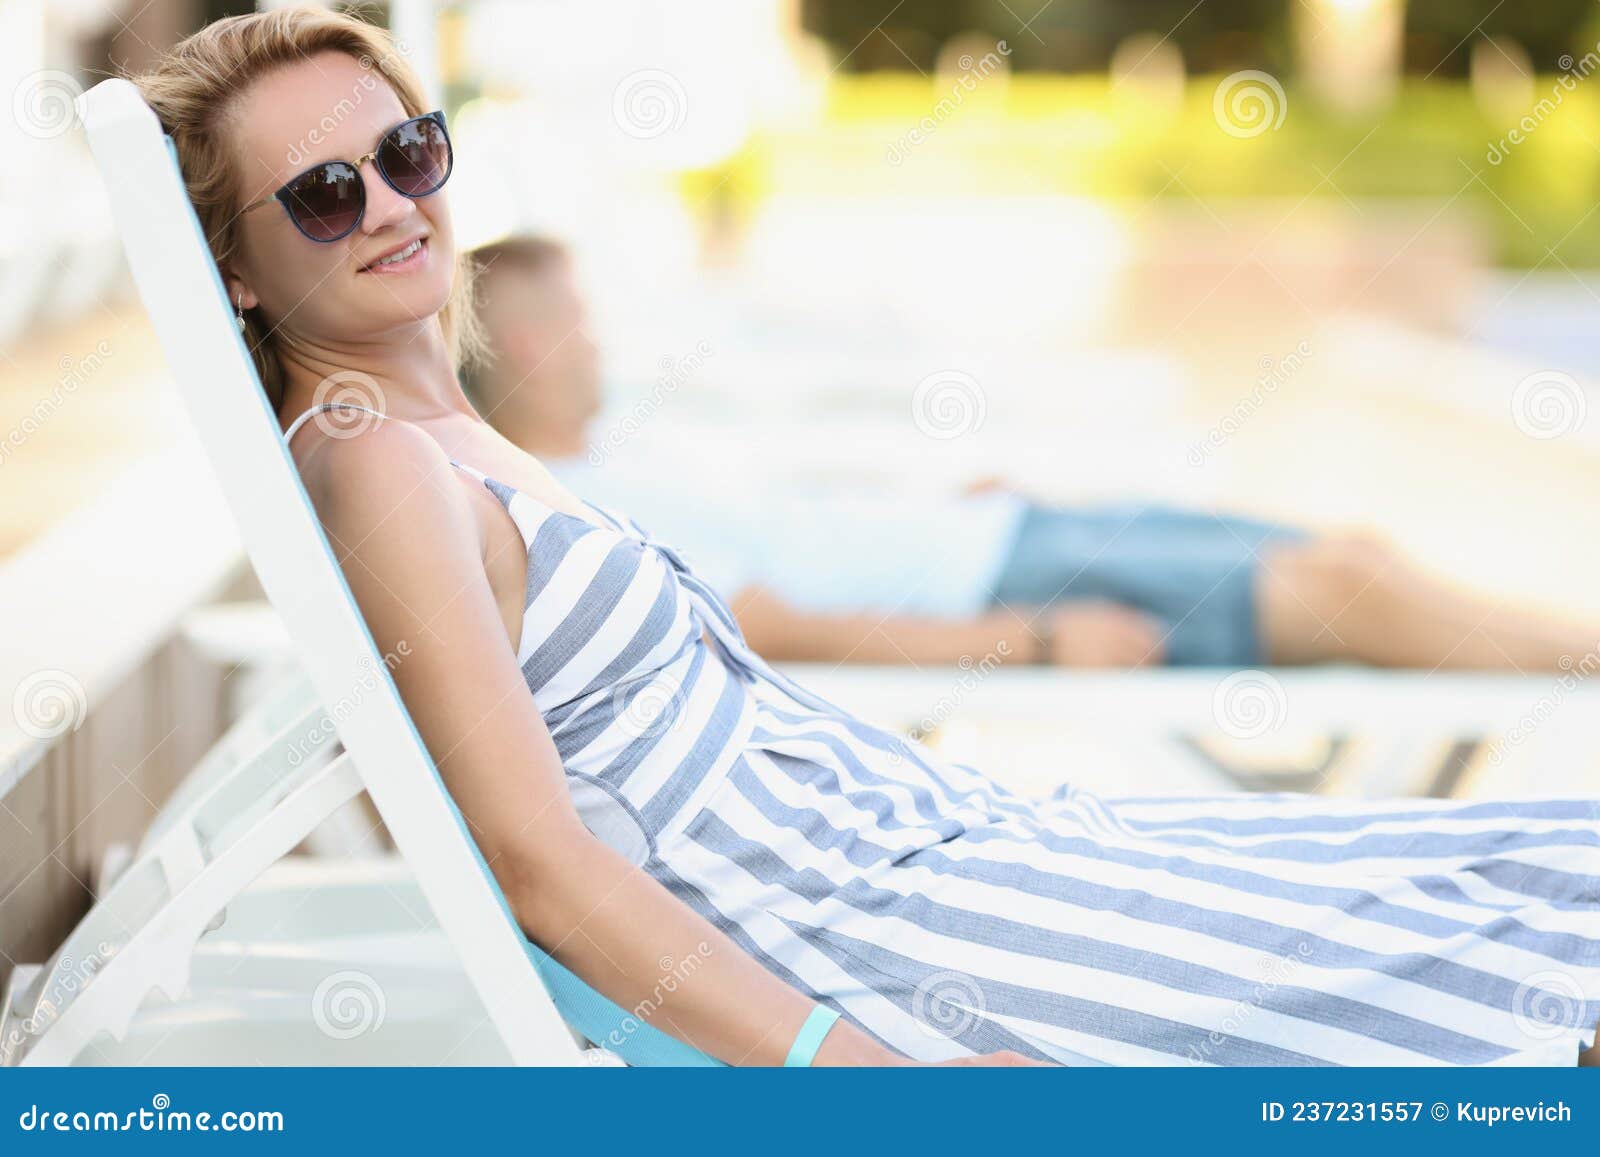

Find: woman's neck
<box><xmin>276</xmin><ymin>319</ymin><xmax>473</xmax><ymax>424</ymax></box>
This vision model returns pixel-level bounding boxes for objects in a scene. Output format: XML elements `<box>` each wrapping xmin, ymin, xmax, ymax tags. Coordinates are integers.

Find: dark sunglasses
<box><xmin>240</xmin><ymin>111</ymin><xmax>453</xmax><ymax>242</ymax></box>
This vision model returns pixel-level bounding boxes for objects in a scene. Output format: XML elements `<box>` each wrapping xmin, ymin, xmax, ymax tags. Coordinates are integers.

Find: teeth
<box><xmin>373</xmin><ymin>240</ymin><xmax>421</xmax><ymax>267</ymax></box>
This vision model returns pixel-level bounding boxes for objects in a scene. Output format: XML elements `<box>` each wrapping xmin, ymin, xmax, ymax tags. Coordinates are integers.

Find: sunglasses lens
<box><xmin>282</xmin><ymin>161</ymin><xmax>364</xmax><ymax>241</ymax></box>
<box><xmin>378</xmin><ymin>116</ymin><xmax>452</xmax><ymax>198</ymax></box>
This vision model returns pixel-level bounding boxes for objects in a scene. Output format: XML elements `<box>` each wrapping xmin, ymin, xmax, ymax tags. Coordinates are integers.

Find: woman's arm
<box><xmin>298</xmin><ymin>422</ymin><xmax>1033</xmax><ymax>1066</ymax></box>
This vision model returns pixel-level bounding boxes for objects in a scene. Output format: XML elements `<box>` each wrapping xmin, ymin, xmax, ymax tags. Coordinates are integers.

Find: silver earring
<box><xmin>235</xmin><ymin>291</ymin><xmax>247</xmax><ymax>333</ymax></box>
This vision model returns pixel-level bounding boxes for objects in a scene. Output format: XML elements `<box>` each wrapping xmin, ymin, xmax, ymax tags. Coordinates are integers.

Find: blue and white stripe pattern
<box><xmin>466</xmin><ymin>458</ymin><xmax>1600</xmax><ymax>1066</ymax></box>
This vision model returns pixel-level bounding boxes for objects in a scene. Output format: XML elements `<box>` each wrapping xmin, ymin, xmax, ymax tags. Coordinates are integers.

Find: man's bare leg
<box><xmin>1257</xmin><ymin>533</ymin><xmax>1598</xmax><ymax>670</ymax></box>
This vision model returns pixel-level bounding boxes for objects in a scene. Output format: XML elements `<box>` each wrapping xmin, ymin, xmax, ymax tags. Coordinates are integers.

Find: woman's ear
<box><xmin>222</xmin><ymin>271</ymin><xmax>259</xmax><ymax>312</ymax></box>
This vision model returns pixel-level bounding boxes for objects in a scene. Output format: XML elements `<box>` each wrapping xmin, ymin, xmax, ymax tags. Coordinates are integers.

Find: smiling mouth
<box><xmin>361</xmin><ymin>237</ymin><xmax>428</xmax><ymax>273</ymax></box>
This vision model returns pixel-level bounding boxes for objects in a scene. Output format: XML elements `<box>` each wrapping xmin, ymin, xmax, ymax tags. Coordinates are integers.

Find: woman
<box><xmin>133</xmin><ymin>8</ymin><xmax>1600</xmax><ymax>1066</ymax></box>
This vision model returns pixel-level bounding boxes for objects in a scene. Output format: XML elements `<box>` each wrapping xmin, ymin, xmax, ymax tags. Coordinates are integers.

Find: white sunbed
<box><xmin>3</xmin><ymin>678</ymin><xmax>510</xmax><ymax>1066</ymax></box>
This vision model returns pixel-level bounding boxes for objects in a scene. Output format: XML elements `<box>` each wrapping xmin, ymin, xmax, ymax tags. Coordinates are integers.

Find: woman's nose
<box><xmin>358</xmin><ymin>163</ymin><xmax>415</xmax><ymax>233</ymax></box>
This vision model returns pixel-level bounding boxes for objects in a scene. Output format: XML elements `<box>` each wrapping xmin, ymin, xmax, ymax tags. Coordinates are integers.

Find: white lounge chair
<box><xmin>0</xmin><ymin>675</ymin><xmax>510</xmax><ymax>1066</ymax></box>
<box><xmin>2</xmin><ymin>77</ymin><xmax>713</xmax><ymax>1067</ymax></box>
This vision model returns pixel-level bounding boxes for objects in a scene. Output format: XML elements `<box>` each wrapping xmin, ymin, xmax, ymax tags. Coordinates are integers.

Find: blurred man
<box><xmin>465</xmin><ymin>236</ymin><xmax>1593</xmax><ymax>671</ymax></box>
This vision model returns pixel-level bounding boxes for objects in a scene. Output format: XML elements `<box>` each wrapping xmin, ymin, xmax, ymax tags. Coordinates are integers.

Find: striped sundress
<box><xmin>291</xmin><ymin>404</ymin><xmax>1600</xmax><ymax>1065</ymax></box>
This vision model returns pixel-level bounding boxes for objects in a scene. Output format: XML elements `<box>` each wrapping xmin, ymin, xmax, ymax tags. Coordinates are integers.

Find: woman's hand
<box><xmin>814</xmin><ymin>1031</ymin><xmax>1050</xmax><ymax>1067</ymax></box>
<box><xmin>927</xmin><ymin>1050</ymin><xmax>1052</xmax><ymax>1066</ymax></box>
<box><xmin>872</xmin><ymin>1047</ymin><xmax>1053</xmax><ymax>1067</ymax></box>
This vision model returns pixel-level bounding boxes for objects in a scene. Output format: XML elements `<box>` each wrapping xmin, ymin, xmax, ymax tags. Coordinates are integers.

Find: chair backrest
<box><xmin>78</xmin><ymin>77</ymin><xmax>581</xmax><ymax>1066</ymax></box>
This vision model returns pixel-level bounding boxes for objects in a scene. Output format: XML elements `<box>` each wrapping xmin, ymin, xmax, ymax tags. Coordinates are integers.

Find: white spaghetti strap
<box><xmin>282</xmin><ymin>402</ymin><xmax>483</xmax><ymax>482</ymax></box>
<box><xmin>282</xmin><ymin>401</ymin><xmax>388</xmax><ymax>446</ymax></box>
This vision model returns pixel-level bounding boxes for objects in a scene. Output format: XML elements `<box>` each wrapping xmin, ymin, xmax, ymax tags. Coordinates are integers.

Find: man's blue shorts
<box><xmin>989</xmin><ymin>503</ymin><xmax>1308</xmax><ymax>666</ymax></box>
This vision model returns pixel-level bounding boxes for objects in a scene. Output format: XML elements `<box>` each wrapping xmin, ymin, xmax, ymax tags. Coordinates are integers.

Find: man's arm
<box><xmin>729</xmin><ymin>586</ymin><xmax>1165</xmax><ymax>668</ymax></box>
<box><xmin>729</xmin><ymin>586</ymin><xmax>1038</xmax><ymax>664</ymax></box>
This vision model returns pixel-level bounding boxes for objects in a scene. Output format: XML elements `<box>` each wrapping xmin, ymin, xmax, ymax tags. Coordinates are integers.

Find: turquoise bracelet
<box><xmin>783</xmin><ymin>1006</ymin><xmax>842</xmax><ymax>1067</ymax></box>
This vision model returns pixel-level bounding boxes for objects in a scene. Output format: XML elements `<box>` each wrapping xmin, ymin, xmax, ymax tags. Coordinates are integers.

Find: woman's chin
<box><xmin>356</xmin><ymin>281</ymin><xmax>453</xmax><ymax>327</ymax></box>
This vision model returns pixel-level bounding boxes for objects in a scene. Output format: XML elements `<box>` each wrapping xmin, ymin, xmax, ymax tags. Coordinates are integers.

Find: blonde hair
<box><xmin>127</xmin><ymin>5</ymin><xmax>485</xmax><ymax>409</ymax></box>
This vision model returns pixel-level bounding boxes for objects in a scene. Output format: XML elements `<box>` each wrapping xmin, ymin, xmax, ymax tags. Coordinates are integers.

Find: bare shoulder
<box><xmin>288</xmin><ymin>415</ymin><xmax>471</xmax><ymax>555</ymax></box>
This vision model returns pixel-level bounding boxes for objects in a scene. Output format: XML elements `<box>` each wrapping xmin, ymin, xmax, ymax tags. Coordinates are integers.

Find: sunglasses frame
<box><xmin>240</xmin><ymin>110</ymin><xmax>453</xmax><ymax>243</ymax></box>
